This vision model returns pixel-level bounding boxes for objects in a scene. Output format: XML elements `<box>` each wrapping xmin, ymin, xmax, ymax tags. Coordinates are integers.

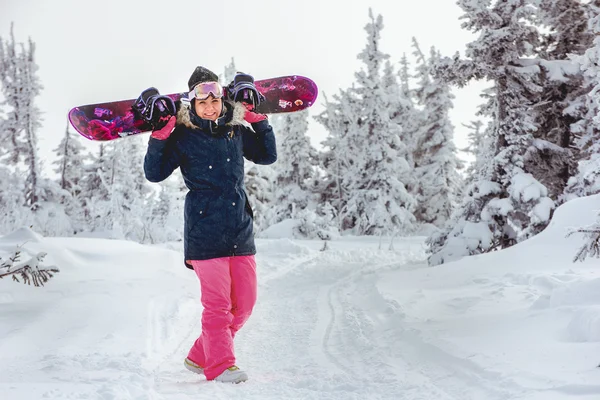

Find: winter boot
<box><xmin>183</xmin><ymin>358</ymin><xmax>204</xmax><ymax>375</ymax></box>
<box><xmin>214</xmin><ymin>365</ymin><xmax>248</xmax><ymax>383</ymax></box>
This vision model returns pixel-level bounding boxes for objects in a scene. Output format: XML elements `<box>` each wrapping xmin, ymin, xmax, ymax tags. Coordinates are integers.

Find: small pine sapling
<box><xmin>0</xmin><ymin>246</ymin><xmax>60</xmax><ymax>287</ymax></box>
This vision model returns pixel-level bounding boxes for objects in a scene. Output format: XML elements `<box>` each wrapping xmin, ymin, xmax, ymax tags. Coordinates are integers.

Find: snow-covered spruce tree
<box><xmin>54</xmin><ymin>123</ymin><xmax>86</xmax><ymax>195</ymax></box>
<box><xmin>270</xmin><ymin>111</ymin><xmax>319</xmax><ymax>220</ymax></box>
<box><xmin>19</xmin><ymin>37</ymin><xmax>43</xmax><ymax>210</ymax></box>
<box><xmin>145</xmin><ymin>175</ymin><xmax>185</xmax><ymax>244</ymax></box>
<box><xmin>411</xmin><ymin>40</ymin><xmax>463</xmax><ymax>227</ymax></box>
<box><xmin>81</xmin><ymin>138</ymin><xmax>153</xmax><ymax>240</ymax></box>
<box><xmin>326</xmin><ymin>10</ymin><xmax>416</xmax><ymax>236</ymax></box>
<box><xmin>391</xmin><ymin>54</ymin><xmax>419</xmax><ymax>171</ymax></box>
<box><xmin>0</xmin><ymin>165</ymin><xmax>26</xmax><ymax>235</ymax></box>
<box><xmin>429</xmin><ymin>0</ymin><xmax>554</xmax><ymax>265</ymax></box>
<box><xmin>563</xmin><ymin>6</ymin><xmax>600</xmax><ymax>200</ymax></box>
<box><xmin>0</xmin><ymin>51</ymin><xmax>24</xmax><ymax>235</ymax></box>
<box><xmin>461</xmin><ymin>119</ymin><xmax>489</xmax><ymax>186</ymax></box>
<box><xmin>0</xmin><ymin>26</ymin><xmax>43</xmax><ymax>210</ymax></box>
<box><xmin>222</xmin><ymin>57</ymin><xmax>237</xmax><ymax>85</ymax></box>
<box><xmin>105</xmin><ymin>137</ymin><xmax>154</xmax><ymax>241</ymax></box>
<box><xmin>31</xmin><ymin>181</ymin><xmax>75</xmax><ymax>236</ymax></box>
<box><xmin>537</xmin><ymin>0</ymin><xmax>594</xmax><ymax>60</ymax></box>
<box><xmin>567</xmin><ymin>8</ymin><xmax>600</xmax><ymax>260</ymax></box>
<box><xmin>245</xmin><ymin>162</ymin><xmax>276</xmax><ymax>233</ymax></box>
<box><xmin>524</xmin><ymin>0</ymin><xmax>595</xmax><ymax>201</ymax></box>
<box><xmin>398</xmin><ymin>54</ymin><xmax>412</xmax><ymax>102</ymax></box>
<box><xmin>0</xmin><ymin>26</ymin><xmax>68</xmax><ymax>235</ymax></box>
<box><xmin>270</xmin><ymin>110</ymin><xmax>334</xmax><ymax>238</ymax></box>
<box><xmin>0</xmin><ymin>24</ymin><xmax>25</xmax><ymax>164</ymax></box>
<box><xmin>314</xmin><ymin>90</ymin><xmax>360</xmax><ymax>232</ymax></box>
<box><xmin>53</xmin><ymin>123</ymin><xmax>88</xmax><ymax>233</ymax></box>
<box><xmin>80</xmin><ymin>144</ymin><xmax>111</xmax><ymax>232</ymax></box>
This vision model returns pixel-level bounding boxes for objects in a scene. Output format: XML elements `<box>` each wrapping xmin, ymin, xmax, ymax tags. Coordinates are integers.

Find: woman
<box><xmin>144</xmin><ymin>66</ymin><xmax>277</xmax><ymax>383</ymax></box>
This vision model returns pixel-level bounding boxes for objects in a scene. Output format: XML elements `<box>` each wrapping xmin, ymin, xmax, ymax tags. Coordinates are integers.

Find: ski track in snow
<box><xmin>298</xmin><ymin>258</ymin><xmax>519</xmax><ymax>400</ymax></box>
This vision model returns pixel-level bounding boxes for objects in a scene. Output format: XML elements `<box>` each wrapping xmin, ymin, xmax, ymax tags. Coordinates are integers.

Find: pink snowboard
<box><xmin>68</xmin><ymin>75</ymin><xmax>318</xmax><ymax>141</ymax></box>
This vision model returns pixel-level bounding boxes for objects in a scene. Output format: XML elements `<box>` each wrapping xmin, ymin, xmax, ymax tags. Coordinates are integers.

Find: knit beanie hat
<box><xmin>188</xmin><ymin>66</ymin><xmax>220</xmax><ymax>91</ymax></box>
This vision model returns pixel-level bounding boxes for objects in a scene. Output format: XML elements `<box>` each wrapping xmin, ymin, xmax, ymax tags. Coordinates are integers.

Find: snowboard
<box><xmin>68</xmin><ymin>75</ymin><xmax>318</xmax><ymax>141</ymax></box>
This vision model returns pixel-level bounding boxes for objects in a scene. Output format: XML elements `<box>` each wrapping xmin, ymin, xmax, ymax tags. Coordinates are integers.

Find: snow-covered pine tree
<box><xmin>19</xmin><ymin>37</ymin><xmax>43</xmax><ymax>210</ymax></box>
<box><xmin>342</xmin><ymin>9</ymin><xmax>416</xmax><ymax>235</ymax></box>
<box><xmin>0</xmin><ymin>29</ymin><xmax>24</xmax><ymax>234</ymax></box>
<box><xmin>314</xmin><ymin>90</ymin><xmax>360</xmax><ymax>232</ymax></box>
<box><xmin>567</xmin><ymin>7</ymin><xmax>600</xmax><ymax>259</ymax></box>
<box><xmin>27</xmin><ymin>178</ymin><xmax>74</xmax><ymax>236</ymax></box>
<box><xmin>411</xmin><ymin>40</ymin><xmax>463</xmax><ymax>227</ymax></box>
<box><xmin>0</xmin><ymin>96</ymin><xmax>5</xmax><ymax>128</ymax></box>
<box><xmin>245</xmin><ymin>162</ymin><xmax>276</xmax><ymax>233</ymax></box>
<box><xmin>270</xmin><ymin>110</ymin><xmax>318</xmax><ymax>220</ymax></box>
<box><xmin>0</xmin><ymin>24</ymin><xmax>25</xmax><ymax>164</ymax></box>
<box><xmin>316</xmin><ymin>11</ymin><xmax>416</xmax><ymax>236</ymax></box>
<box><xmin>0</xmin><ymin>27</ymin><xmax>74</xmax><ymax>235</ymax></box>
<box><xmin>398</xmin><ymin>52</ymin><xmax>422</xmax><ymax>153</ymax></box>
<box><xmin>53</xmin><ymin>123</ymin><xmax>88</xmax><ymax>232</ymax></box>
<box><xmin>0</xmin><ymin>25</ymin><xmax>43</xmax><ymax>210</ymax></box>
<box><xmin>429</xmin><ymin>0</ymin><xmax>554</xmax><ymax>265</ymax></box>
<box><xmin>563</xmin><ymin>4</ymin><xmax>600</xmax><ymax>200</ymax></box>
<box><xmin>54</xmin><ymin>123</ymin><xmax>86</xmax><ymax>195</ymax></box>
<box><xmin>268</xmin><ymin>110</ymin><xmax>327</xmax><ymax>237</ymax></box>
<box><xmin>222</xmin><ymin>57</ymin><xmax>237</xmax><ymax>85</ymax></box>
<box><xmin>104</xmin><ymin>137</ymin><xmax>154</xmax><ymax>241</ymax></box>
<box><xmin>537</xmin><ymin>0</ymin><xmax>594</xmax><ymax>60</ymax></box>
<box><xmin>384</xmin><ymin>58</ymin><xmax>417</xmax><ymax>174</ymax></box>
<box><xmin>145</xmin><ymin>175</ymin><xmax>185</xmax><ymax>244</ymax></box>
<box><xmin>0</xmin><ymin>165</ymin><xmax>26</xmax><ymax>235</ymax></box>
<box><xmin>411</xmin><ymin>38</ymin><xmax>431</xmax><ymax>154</ymax></box>
<box><xmin>461</xmin><ymin>119</ymin><xmax>487</xmax><ymax>185</ymax></box>
<box><xmin>525</xmin><ymin>0</ymin><xmax>595</xmax><ymax>201</ymax></box>
<box><xmin>398</xmin><ymin>53</ymin><xmax>411</xmax><ymax>100</ymax></box>
<box><xmin>80</xmin><ymin>144</ymin><xmax>111</xmax><ymax>232</ymax></box>
<box><xmin>79</xmin><ymin>138</ymin><xmax>152</xmax><ymax>240</ymax></box>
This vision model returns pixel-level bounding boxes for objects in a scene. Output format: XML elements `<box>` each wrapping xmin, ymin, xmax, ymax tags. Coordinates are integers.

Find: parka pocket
<box><xmin>185</xmin><ymin>191</ymin><xmax>214</xmax><ymax>234</ymax></box>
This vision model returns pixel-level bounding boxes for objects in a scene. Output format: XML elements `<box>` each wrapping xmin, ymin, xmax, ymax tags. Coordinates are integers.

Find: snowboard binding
<box><xmin>132</xmin><ymin>87</ymin><xmax>177</xmax><ymax>130</ymax></box>
<box><xmin>226</xmin><ymin>73</ymin><xmax>265</xmax><ymax>108</ymax></box>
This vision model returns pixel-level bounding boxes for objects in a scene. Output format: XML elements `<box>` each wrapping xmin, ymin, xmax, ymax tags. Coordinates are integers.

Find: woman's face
<box><xmin>194</xmin><ymin>96</ymin><xmax>222</xmax><ymax>121</ymax></box>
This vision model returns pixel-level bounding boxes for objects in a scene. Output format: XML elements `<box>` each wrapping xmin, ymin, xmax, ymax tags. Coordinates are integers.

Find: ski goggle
<box><xmin>189</xmin><ymin>81</ymin><xmax>224</xmax><ymax>101</ymax></box>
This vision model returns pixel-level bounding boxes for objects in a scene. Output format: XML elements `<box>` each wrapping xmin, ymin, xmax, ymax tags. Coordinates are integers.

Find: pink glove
<box><xmin>151</xmin><ymin>116</ymin><xmax>176</xmax><ymax>140</ymax></box>
<box><xmin>243</xmin><ymin>103</ymin><xmax>267</xmax><ymax>123</ymax></box>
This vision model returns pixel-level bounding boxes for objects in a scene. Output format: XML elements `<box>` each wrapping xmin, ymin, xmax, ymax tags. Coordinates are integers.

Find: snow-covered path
<box><xmin>147</xmin><ymin>238</ymin><xmax>434</xmax><ymax>399</ymax></box>
<box><xmin>2</xmin><ymin>196</ymin><xmax>600</xmax><ymax>400</ymax></box>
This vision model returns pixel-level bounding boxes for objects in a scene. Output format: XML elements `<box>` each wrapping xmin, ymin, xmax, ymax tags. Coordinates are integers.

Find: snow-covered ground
<box><xmin>1</xmin><ymin>196</ymin><xmax>600</xmax><ymax>400</ymax></box>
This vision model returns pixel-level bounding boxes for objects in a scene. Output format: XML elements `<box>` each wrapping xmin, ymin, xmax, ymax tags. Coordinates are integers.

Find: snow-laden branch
<box><xmin>567</xmin><ymin>221</ymin><xmax>600</xmax><ymax>263</ymax></box>
<box><xmin>0</xmin><ymin>246</ymin><xmax>60</xmax><ymax>287</ymax></box>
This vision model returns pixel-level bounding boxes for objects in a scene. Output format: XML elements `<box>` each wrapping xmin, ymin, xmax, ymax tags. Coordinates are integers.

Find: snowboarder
<box><xmin>143</xmin><ymin>66</ymin><xmax>277</xmax><ymax>383</ymax></box>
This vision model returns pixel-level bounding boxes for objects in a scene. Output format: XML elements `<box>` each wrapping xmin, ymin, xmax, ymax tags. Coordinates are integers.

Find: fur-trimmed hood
<box><xmin>176</xmin><ymin>100</ymin><xmax>246</xmax><ymax>131</ymax></box>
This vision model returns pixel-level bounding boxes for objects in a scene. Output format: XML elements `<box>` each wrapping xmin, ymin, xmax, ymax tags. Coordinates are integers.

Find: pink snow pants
<box><xmin>186</xmin><ymin>256</ymin><xmax>257</xmax><ymax>380</ymax></box>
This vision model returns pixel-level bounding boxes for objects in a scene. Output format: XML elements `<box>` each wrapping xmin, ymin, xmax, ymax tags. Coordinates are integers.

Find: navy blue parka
<box><xmin>144</xmin><ymin>101</ymin><xmax>277</xmax><ymax>268</ymax></box>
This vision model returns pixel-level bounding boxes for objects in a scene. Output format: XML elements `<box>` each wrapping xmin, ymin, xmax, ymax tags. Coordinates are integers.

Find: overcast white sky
<box><xmin>1</xmin><ymin>0</ymin><xmax>488</xmax><ymax>166</ymax></box>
